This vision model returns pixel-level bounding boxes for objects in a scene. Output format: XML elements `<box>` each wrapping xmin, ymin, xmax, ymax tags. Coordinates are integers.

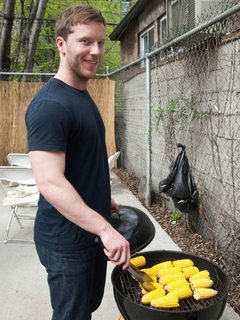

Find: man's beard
<box><xmin>70</xmin><ymin>59</ymin><xmax>98</xmax><ymax>82</ymax></box>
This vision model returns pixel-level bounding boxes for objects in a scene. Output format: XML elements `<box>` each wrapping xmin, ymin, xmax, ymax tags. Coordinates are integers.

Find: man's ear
<box><xmin>56</xmin><ymin>36</ymin><xmax>66</xmax><ymax>54</ymax></box>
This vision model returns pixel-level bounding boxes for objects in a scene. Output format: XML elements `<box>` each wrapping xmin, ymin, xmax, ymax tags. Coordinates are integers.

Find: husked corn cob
<box><xmin>182</xmin><ymin>266</ymin><xmax>199</xmax><ymax>279</ymax></box>
<box><xmin>158</xmin><ymin>266</ymin><xmax>182</xmax><ymax>278</ymax></box>
<box><xmin>141</xmin><ymin>288</ymin><xmax>148</xmax><ymax>295</ymax></box>
<box><xmin>151</xmin><ymin>295</ymin><xmax>179</xmax><ymax>309</ymax></box>
<box><xmin>172</xmin><ymin>259</ymin><xmax>194</xmax><ymax>268</ymax></box>
<box><xmin>190</xmin><ymin>278</ymin><xmax>213</xmax><ymax>290</ymax></box>
<box><xmin>140</xmin><ymin>268</ymin><xmax>156</xmax><ymax>276</ymax></box>
<box><xmin>141</xmin><ymin>281</ymin><xmax>160</xmax><ymax>292</ymax></box>
<box><xmin>141</xmin><ymin>282</ymin><xmax>163</xmax><ymax>291</ymax></box>
<box><xmin>159</xmin><ymin>272</ymin><xmax>185</xmax><ymax>285</ymax></box>
<box><xmin>130</xmin><ymin>256</ymin><xmax>146</xmax><ymax>268</ymax></box>
<box><xmin>150</xmin><ymin>275</ymin><xmax>158</xmax><ymax>282</ymax></box>
<box><xmin>141</xmin><ymin>288</ymin><xmax>166</xmax><ymax>304</ymax></box>
<box><xmin>189</xmin><ymin>270</ymin><xmax>210</xmax><ymax>281</ymax></box>
<box><xmin>150</xmin><ymin>261</ymin><xmax>173</xmax><ymax>274</ymax></box>
<box><xmin>167</xmin><ymin>286</ymin><xmax>193</xmax><ymax>300</ymax></box>
<box><xmin>165</xmin><ymin>279</ymin><xmax>190</xmax><ymax>292</ymax></box>
<box><xmin>193</xmin><ymin>288</ymin><xmax>218</xmax><ymax>300</ymax></box>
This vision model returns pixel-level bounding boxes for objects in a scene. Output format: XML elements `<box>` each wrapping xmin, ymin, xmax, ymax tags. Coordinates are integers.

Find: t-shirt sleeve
<box><xmin>26</xmin><ymin>99</ymin><xmax>73</xmax><ymax>152</ymax></box>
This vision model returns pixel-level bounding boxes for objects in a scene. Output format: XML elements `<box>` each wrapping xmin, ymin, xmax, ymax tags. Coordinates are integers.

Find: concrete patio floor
<box><xmin>0</xmin><ymin>171</ymin><xmax>239</xmax><ymax>320</ymax></box>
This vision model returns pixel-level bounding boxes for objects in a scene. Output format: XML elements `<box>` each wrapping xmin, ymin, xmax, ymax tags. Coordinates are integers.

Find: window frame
<box><xmin>139</xmin><ymin>25</ymin><xmax>155</xmax><ymax>58</ymax></box>
<box><xmin>159</xmin><ymin>14</ymin><xmax>167</xmax><ymax>45</ymax></box>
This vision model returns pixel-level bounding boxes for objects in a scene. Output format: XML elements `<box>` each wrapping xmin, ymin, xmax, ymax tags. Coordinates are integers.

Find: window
<box><xmin>160</xmin><ymin>14</ymin><xmax>167</xmax><ymax>45</ymax></box>
<box><xmin>121</xmin><ymin>1</ymin><xmax>131</xmax><ymax>16</ymax></box>
<box><xmin>139</xmin><ymin>26</ymin><xmax>154</xmax><ymax>57</ymax></box>
<box><xmin>171</xmin><ymin>0</ymin><xmax>178</xmax><ymax>5</ymax></box>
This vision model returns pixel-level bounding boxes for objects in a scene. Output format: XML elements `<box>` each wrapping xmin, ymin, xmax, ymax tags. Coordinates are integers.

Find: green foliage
<box><xmin>154</xmin><ymin>96</ymin><xmax>195</xmax><ymax>133</ymax></box>
<box><xmin>171</xmin><ymin>210</ymin><xmax>182</xmax><ymax>222</ymax></box>
<box><xmin>153</xmin><ymin>95</ymin><xmax>211</xmax><ymax>135</ymax></box>
<box><xmin>1</xmin><ymin>0</ymin><xmax>125</xmax><ymax>73</ymax></box>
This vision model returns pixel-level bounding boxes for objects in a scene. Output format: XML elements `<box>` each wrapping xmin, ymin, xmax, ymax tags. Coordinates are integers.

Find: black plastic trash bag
<box><xmin>159</xmin><ymin>143</ymin><xmax>198</xmax><ymax>213</ymax></box>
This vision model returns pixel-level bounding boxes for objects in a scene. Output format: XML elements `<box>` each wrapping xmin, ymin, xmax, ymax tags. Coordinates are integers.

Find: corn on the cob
<box><xmin>140</xmin><ymin>268</ymin><xmax>156</xmax><ymax>276</ymax></box>
<box><xmin>151</xmin><ymin>295</ymin><xmax>179</xmax><ymax>308</ymax></box>
<box><xmin>130</xmin><ymin>256</ymin><xmax>146</xmax><ymax>268</ymax></box>
<box><xmin>141</xmin><ymin>282</ymin><xmax>163</xmax><ymax>291</ymax></box>
<box><xmin>190</xmin><ymin>278</ymin><xmax>213</xmax><ymax>290</ymax></box>
<box><xmin>159</xmin><ymin>272</ymin><xmax>184</xmax><ymax>285</ymax></box>
<box><xmin>193</xmin><ymin>288</ymin><xmax>218</xmax><ymax>300</ymax></box>
<box><xmin>165</xmin><ymin>279</ymin><xmax>190</xmax><ymax>292</ymax></box>
<box><xmin>189</xmin><ymin>270</ymin><xmax>210</xmax><ymax>281</ymax></box>
<box><xmin>172</xmin><ymin>259</ymin><xmax>194</xmax><ymax>268</ymax></box>
<box><xmin>182</xmin><ymin>266</ymin><xmax>199</xmax><ymax>279</ymax></box>
<box><xmin>150</xmin><ymin>261</ymin><xmax>173</xmax><ymax>274</ymax></box>
<box><xmin>141</xmin><ymin>288</ymin><xmax>166</xmax><ymax>304</ymax></box>
<box><xmin>167</xmin><ymin>286</ymin><xmax>193</xmax><ymax>300</ymax></box>
<box><xmin>141</xmin><ymin>288</ymin><xmax>148</xmax><ymax>295</ymax></box>
<box><xmin>148</xmin><ymin>275</ymin><xmax>157</xmax><ymax>282</ymax></box>
<box><xmin>141</xmin><ymin>281</ymin><xmax>159</xmax><ymax>292</ymax></box>
<box><xmin>158</xmin><ymin>266</ymin><xmax>182</xmax><ymax>278</ymax></box>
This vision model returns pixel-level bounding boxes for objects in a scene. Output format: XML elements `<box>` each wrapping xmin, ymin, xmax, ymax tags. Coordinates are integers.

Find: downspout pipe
<box><xmin>145</xmin><ymin>56</ymin><xmax>152</xmax><ymax>208</ymax></box>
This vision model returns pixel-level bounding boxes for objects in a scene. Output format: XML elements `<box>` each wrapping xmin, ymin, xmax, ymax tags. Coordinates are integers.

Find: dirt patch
<box><xmin>114</xmin><ymin>168</ymin><xmax>240</xmax><ymax>316</ymax></box>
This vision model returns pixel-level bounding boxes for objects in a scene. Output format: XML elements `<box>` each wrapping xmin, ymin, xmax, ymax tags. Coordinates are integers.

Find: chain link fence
<box><xmin>111</xmin><ymin>1</ymin><xmax>240</xmax><ymax>274</ymax></box>
<box><xmin>0</xmin><ymin>1</ymin><xmax>239</xmax><ymax>273</ymax></box>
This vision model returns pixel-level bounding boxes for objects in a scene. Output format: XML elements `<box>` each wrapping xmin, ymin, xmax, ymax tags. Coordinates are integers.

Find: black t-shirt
<box><xmin>25</xmin><ymin>78</ymin><xmax>111</xmax><ymax>250</ymax></box>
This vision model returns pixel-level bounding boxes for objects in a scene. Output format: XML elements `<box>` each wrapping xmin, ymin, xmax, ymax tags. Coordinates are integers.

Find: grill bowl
<box><xmin>112</xmin><ymin>250</ymin><xmax>229</xmax><ymax>320</ymax></box>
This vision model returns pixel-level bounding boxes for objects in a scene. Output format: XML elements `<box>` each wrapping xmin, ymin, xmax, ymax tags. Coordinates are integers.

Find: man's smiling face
<box><xmin>58</xmin><ymin>21</ymin><xmax>106</xmax><ymax>82</ymax></box>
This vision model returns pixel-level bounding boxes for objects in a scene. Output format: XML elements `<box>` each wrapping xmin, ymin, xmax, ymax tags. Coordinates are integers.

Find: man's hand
<box><xmin>111</xmin><ymin>198</ymin><xmax>119</xmax><ymax>213</ymax></box>
<box><xmin>100</xmin><ymin>225</ymin><xmax>130</xmax><ymax>270</ymax></box>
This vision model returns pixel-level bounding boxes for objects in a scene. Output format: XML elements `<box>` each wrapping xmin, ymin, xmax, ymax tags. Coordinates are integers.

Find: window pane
<box><xmin>149</xmin><ymin>28</ymin><xmax>154</xmax><ymax>52</ymax></box>
<box><xmin>160</xmin><ymin>16</ymin><xmax>167</xmax><ymax>44</ymax></box>
<box><xmin>144</xmin><ymin>35</ymin><xmax>148</xmax><ymax>53</ymax></box>
<box><xmin>140</xmin><ymin>27</ymin><xmax>154</xmax><ymax>56</ymax></box>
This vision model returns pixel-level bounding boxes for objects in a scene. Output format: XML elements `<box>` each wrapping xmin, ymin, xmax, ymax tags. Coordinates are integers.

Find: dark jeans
<box><xmin>36</xmin><ymin>243</ymin><xmax>107</xmax><ymax>320</ymax></box>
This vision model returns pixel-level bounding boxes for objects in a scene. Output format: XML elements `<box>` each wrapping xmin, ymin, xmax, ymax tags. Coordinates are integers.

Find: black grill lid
<box><xmin>111</xmin><ymin>205</ymin><xmax>155</xmax><ymax>254</ymax></box>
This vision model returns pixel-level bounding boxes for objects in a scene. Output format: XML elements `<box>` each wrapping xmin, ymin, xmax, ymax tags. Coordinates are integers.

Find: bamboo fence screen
<box><xmin>0</xmin><ymin>79</ymin><xmax>116</xmax><ymax>165</ymax></box>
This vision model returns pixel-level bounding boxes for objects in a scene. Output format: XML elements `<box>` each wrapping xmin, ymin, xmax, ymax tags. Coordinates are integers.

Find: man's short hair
<box><xmin>56</xmin><ymin>5</ymin><xmax>106</xmax><ymax>39</ymax></box>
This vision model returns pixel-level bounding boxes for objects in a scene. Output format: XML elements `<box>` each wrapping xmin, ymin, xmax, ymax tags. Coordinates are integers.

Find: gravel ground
<box><xmin>114</xmin><ymin>168</ymin><xmax>240</xmax><ymax>316</ymax></box>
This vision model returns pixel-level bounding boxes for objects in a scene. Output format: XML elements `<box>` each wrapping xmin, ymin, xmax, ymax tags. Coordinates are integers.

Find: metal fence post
<box><xmin>145</xmin><ymin>55</ymin><xmax>152</xmax><ymax>208</ymax></box>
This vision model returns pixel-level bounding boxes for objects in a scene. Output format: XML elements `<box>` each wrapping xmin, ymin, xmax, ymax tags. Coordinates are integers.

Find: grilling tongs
<box><xmin>127</xmin><ymin>262</ymin><xmax>155</xmax><ymax>291</ymax></box>
<box><xmin>95</xmin><ymin>237</ymin><xmax>155</xmax><ymax>291</ymax></box>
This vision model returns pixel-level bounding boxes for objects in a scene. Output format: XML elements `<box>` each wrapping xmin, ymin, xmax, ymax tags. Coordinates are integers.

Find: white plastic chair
<box><xmin>0</xmin><ymin>166</ymin><xmax>38</xmax><ymax>243</ymax></box>
<box><xmin>7</xmin><ymin>153</ymin><xmax>31</xmax><ymax>168</ymax></box>
<box><xmin>108</xmin><ymin>151</ymin><xmax>120</xmax><ymax>171</ymax></box>
<box><xmin>108</xmin><ymin>151</ymin><xmax>120</xmax><ymax>185</ymax></box>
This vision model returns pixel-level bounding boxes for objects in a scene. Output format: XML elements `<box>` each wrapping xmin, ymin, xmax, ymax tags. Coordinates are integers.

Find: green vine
<box><xmin>154</xmin><ymin>96</ymin><xmax>193</xmax><ymax>132</ymax></box>
<box><xmin>153</xmin><ymin>95</ymin><xmax>210</xmax><ymax>137</ymax></box>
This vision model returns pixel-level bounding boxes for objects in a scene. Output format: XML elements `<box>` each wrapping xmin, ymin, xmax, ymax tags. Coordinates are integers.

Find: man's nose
<box><xmin>89</xmin><ymin>42</ymin><xmax>102</xmax><ymax>55</ymax></box>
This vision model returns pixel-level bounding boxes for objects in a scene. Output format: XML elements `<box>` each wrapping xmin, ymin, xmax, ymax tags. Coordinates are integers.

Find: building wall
<box><xmin>138</xmin><ymin>0</ymin><xmax>165</xmax><ymax>32</ymax></box>
<box><xmin>120</xmin><ymin>0</ymin><xmax>166</xmax><ymax>64</ymax></box>
<box><xmin>120</xmin><ymin>19</ymin><xmax>139</xmax><ymax>65</ymax></box>
<box><xmin>116</xmin><ymin>39</ymin><xmax>240</xmax><ymax>256</ymax></box>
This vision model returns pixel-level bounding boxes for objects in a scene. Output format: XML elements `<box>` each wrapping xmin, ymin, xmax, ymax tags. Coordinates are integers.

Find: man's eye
<box><xmin>80</xmin><ymin>40</ymin><xmax>91</xmax><ymax>45</ymax></box>
<box><xmin>99</xmin><ymin>41</ymin><xmax>105</xmax><ymax>48</ymax></box>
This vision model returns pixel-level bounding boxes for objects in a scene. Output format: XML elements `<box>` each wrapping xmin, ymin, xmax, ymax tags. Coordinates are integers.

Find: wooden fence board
<box><xmin>0</xmin><ymin>79</ymin><xmax>116</xmax><ymax>165</ymax></box>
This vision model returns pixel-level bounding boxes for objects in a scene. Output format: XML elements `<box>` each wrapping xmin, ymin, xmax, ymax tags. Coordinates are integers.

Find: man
<box><xmin>25</xmin><ymin>5</ymin><xmax>130</xmax><ymax>320</ymax></box>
